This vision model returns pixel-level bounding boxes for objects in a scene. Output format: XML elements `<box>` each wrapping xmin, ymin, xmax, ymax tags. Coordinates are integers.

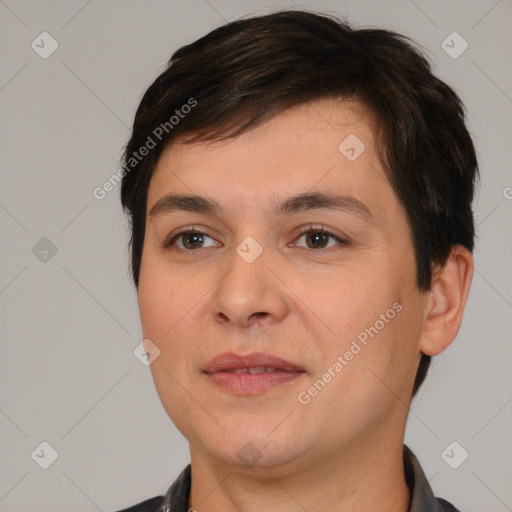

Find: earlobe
<box><xmin>419</xmin><ymin>245</ymin><xmax>474</xmax><ymax>356</ymax></box>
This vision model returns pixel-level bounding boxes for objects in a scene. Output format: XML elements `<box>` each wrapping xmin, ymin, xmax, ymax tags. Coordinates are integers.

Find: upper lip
<box><xmin>203</xmin><ymin>352</ymin><xmax>305</xmax><ymax>373</ymax></box>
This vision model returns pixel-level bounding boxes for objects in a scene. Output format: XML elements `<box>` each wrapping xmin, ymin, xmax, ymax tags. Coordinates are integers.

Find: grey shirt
<box><xmin>118</xmin><ymin>445</ymin><xmax>460</xmax><ymax>512</ymax></box>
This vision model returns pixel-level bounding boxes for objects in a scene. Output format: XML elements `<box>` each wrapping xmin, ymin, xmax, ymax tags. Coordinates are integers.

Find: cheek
<box><xmin>137</xmin><ymin>261</ymin><xmax>202</xmax><ymax>422</ymax></box>
<box><xmin>297</xmin><ymin>261</ymin><xmax>419</xmax><ymax>387</ymax></box>
<box><xmin>137</xmin><ymin>271</ymin><xmax>168</xmax><ymax>338</ymax></box>
<box><xmin>137</xmin><ymin>256</ymin><xmax>213</xmax><ymax>374</ymax></box>
<box><xmin>137</xmin><ymin>253</ymin><xmax>188</xmax><ymax>337</ymax></box>
<box><xmin>309</xmin><ymin>303</ymin><xmax>421</xmax><ymax>426</ymax></box>
<box><xmin>295</xmin><ymin>263</ymin><xmax>400</xmax><ymax>343</ymax></box>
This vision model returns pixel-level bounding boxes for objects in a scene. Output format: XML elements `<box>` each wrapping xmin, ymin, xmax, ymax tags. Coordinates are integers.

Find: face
<box><xmin>138</xmin><ymin>99</ymin><xmax>427</xmax><ymax>472</ymax></box>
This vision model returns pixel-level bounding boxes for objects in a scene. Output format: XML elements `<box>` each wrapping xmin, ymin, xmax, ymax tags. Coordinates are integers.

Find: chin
<box><xmin>192</xmin><ymin>427</ymin><xmax>308</xmax><ymax>471</ymax></box>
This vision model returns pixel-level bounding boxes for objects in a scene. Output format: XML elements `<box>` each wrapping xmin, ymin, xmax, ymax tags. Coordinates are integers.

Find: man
<box><xmin>118</xmin><ymin>10</ymin><xmax>477</xmax><ymax>512</ymax></box>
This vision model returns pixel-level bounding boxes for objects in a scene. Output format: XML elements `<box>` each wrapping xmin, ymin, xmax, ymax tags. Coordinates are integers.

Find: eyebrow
<box><xmin>149</xmin><ymin>192</ymin><xmax>373</xmax><ymax>221</ymax></box>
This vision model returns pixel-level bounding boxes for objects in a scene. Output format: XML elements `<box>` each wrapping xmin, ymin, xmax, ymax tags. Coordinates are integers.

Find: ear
<box><xmin>419</xmin><ymin>245</ymin><xmax>474</xmax><ymax>356</ymax></box>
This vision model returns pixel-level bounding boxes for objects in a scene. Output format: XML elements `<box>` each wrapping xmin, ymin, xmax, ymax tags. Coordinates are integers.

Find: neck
<box><xmin>188</xmin><ymin>436</ymin><xmax>410</xmax><ymax>512</ymax></box>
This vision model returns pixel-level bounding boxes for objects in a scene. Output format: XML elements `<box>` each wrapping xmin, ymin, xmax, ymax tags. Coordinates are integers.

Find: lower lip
<box><xmin>206</xmin><ymin>370</ymin><xmax>304</xmax><ymax>395</ymax></box>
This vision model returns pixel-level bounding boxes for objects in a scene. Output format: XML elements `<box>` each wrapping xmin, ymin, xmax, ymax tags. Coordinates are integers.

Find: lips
<box><xmin>203</xmin><ymin>352</ymin><xmax>304</xmax><ymax>374</ymax></box>
<box><xmin>203</xmin><ymin>352</ymin><xmax>305</xmax><ymax>395</ymax></box>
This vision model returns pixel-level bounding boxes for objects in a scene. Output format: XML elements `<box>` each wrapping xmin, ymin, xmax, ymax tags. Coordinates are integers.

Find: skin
<box><xmin>137</xmin><ymin>98</ymin><xmax>473</xmax><ymax>511</ymax></box>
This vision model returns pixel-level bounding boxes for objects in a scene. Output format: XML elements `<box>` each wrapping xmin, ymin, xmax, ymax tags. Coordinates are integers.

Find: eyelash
<box><xmin>162</xmin><ymin>225</ymin><xmax>348</xmax><ymax>252</ymax></box>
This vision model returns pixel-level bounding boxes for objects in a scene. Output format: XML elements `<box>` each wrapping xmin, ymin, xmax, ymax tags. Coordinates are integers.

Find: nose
<box><xmin>210</xmin><ymin>241</ymin><xmax>289</xmax><ymax>329</ymax></box>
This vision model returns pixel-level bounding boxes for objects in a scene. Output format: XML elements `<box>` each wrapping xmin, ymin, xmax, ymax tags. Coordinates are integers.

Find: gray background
<box><xmin>0</xmin><ymin>0</ymin><xmax>511</xmax><ymax>511</ymax></box>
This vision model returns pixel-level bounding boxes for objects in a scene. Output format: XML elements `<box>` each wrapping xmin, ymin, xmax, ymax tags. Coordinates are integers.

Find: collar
<box><xmin>403</xmin><ymin>445</ymin><xmax>460</xmax><ymax>511</ymax></box>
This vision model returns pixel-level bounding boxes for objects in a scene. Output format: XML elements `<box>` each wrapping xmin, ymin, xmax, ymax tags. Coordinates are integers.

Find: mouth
<box><xmin>203</xmin><ymin>352</ymin><xmax>305</xmax><ymax>395</ymax></box>
<box><xmin>222</xmin><ymin>366</ymin><xmax>280</xmax><ymax>374</ymax></box>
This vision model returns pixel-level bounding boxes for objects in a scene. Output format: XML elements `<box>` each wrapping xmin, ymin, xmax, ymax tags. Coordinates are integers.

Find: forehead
<box><xmin>147</xmin><ymin>98</ymin><xmax>392</xmax><ymax>218</ymax></box>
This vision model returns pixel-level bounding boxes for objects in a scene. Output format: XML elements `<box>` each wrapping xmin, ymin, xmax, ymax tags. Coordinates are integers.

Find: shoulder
<box><xmin>114</xmin><ymin>495</ymin><xmax>164</xmax><ymax>512</ymax></box>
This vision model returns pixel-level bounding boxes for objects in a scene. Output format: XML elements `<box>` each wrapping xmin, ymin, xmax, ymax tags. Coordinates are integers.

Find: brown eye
<box><xmin>296</xmin><ymin>229</ymin><xmax>345</xmax><ymax>250</ymax></box>
<box><xmin>180</xmin><ymin>232</ymin><xmax>205</xmax><ymax>250</ymax></box>
<box><xmin>305</xmin><ymin>232</ymin><xmax>330</xmax><ymax>248</ymax></box>
<box><xmin>163</xmin><ymin>229</ymin><xmax>218</xmax><ymax>251</ymax></box>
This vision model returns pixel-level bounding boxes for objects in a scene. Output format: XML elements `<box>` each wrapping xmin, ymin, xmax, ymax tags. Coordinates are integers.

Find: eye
<box><xmin>164</xmin><ymin>228</ymin><xmax>219</xmax><ymax>250</ymax></box>
<box><xmin>294</xmin><ymin>226</ymin><xmax>347</xmax><ymax>250</ymax></box>
<box><xmin>162</xmin><ymin>226</ymin><xmax>347</xmax><ymax>251</ymax></box>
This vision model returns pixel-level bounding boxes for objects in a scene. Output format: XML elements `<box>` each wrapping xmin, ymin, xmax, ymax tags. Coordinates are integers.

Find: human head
<box><xmin>121</xmin><ymin>10</ymin><xmax>477</xmax><ymax>397</ymax></box>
